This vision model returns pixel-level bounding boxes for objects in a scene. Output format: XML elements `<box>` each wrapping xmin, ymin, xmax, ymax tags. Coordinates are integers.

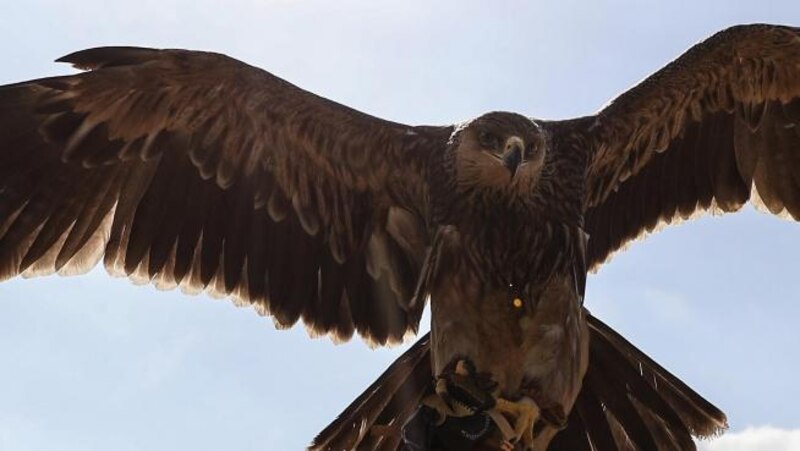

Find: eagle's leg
<box><xmin>494</xmin><ymin>396</ymin><xmax>540</xmax><ymax>450</ymax></box>
<box><xmin>426</xmin><ymin>358</ymin><xmax>542</xmax><ymax>450</ymax></box>
<box><xmin>402</xmin><ymin>358</ymin><xmax>500</xmax><ymax>449</ymax></box>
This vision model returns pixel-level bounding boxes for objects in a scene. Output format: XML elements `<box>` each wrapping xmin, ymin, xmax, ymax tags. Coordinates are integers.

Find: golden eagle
<box><xmin>1</xmin><ymin>24</ymin><xmax>798</xmax><ymax>450</ymax></box>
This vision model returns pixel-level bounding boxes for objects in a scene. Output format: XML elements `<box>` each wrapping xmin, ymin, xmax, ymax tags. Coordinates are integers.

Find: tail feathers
<box><xmin>309</xmin><ymin>334</ymin><xmax>432</xmax><ymax>451</ymax></box>
<box><xmin>312</xmin><ymin>314</ymin><xmax>727</xmax><ymax>450</ymax></box>
<box><xmin>549</xmin><ymin>314</ymin><xmax>728</xmax><ymax>451</ymax></box>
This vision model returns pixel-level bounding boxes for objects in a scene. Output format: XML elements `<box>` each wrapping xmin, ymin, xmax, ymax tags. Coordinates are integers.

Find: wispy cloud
<box><xmin>700</xmin><ymin>426</ymin><xmax>800</xmax><ymax>451</ymax></box>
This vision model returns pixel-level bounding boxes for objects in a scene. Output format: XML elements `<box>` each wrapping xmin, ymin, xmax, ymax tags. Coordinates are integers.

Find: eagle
<box><xmin>0</xmin><ymin>23</ymin><xmax>798</xmax><ymax>450</ymax></box>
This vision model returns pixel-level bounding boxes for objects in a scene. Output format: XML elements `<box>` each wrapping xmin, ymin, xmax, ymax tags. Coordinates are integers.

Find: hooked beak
<box><xmin>502</xmin><ymin>136</ymin><xmax>524</xmax><ymax>177</ymax></box>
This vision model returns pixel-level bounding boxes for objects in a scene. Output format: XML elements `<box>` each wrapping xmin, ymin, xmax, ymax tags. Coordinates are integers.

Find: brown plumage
<box><xmin>0</xmin><ymin>46</ymin><xmax>450</xmax><ymax>345</ymax></box>
<box><xmin>585</xmin><ymin>24</ymin><xmax>800</xmax><ymax>268</ymax></box>
<box><xmin>313</xmin><ymin>315</ymin><xmax>726</xmax><ymax>451</ymax></box>
<box><xmin>1</xmin><ymin>23</ymin><xmax>799</xmax><ymax>450</ymax></box>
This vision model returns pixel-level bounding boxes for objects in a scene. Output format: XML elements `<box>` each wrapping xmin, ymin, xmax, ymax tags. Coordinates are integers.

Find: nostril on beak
<box><xmin>502</xmin><ymin>137</ymin><xmax>524</xmax><ymax>176</ymax></box>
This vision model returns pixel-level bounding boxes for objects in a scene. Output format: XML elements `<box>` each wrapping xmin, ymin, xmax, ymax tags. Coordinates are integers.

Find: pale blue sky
<box><xmin>0</xmin><ymin>1</ymin><xmax>799</xmax><ymax>450</ymax></box>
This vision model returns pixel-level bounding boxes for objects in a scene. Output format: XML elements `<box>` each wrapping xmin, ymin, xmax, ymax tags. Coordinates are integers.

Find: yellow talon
<box><xmin>455</xmin><ymin>359</ymin><xmax>471</xmax><ymax>375</ymax></box>
<box><xmin>495</xmin><ymin>396</ymin><xmax>540</xmax><ymax>450</ymax></box>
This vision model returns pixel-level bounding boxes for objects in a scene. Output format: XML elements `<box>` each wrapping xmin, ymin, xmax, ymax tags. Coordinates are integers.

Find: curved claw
<box><xmin>433</xmin><ymin>358</ymin><xmax>496</xmax><ymax>417</ymax></box>
<box><xmin>495</xmin><ymin>396</ymin><xmax>540</xmax><ymax>450</ymax></box>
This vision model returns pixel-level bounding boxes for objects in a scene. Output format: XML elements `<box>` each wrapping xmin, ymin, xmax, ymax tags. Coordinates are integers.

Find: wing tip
<box><xmin>56</xmin><ymin>46</ymin><xmax>161</xmax><ymax>71</ymax></box>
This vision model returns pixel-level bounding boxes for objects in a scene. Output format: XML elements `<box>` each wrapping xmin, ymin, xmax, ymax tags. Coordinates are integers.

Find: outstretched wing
<box><xmin>571</xmin><ymin>24</ymin><xmax>800</xmax><ymax>268</ymax></box>
<box><xmin>0</xmin><ymin>47</ymin><xmax>452</xmax><ymax>345</ymax></box>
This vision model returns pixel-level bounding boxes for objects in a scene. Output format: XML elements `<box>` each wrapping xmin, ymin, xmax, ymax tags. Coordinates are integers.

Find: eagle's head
<box><xmin>451</xmin><ymin>112</ymin><xmax>547</xmax><ymax>195</ymax></box>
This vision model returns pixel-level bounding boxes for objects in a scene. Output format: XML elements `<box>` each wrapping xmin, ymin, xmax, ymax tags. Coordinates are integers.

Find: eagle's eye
<box><xmin>478</xmin><ymin>130</ymin><xmax>499</xmax><ymax>150</ymax></box>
